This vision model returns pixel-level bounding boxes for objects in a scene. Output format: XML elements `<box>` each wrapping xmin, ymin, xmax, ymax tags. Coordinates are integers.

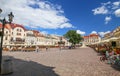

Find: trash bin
<box><xmin>1</xmin><ymin>58</ymin><xmax>13</xmax><ymax>75</ymax></box>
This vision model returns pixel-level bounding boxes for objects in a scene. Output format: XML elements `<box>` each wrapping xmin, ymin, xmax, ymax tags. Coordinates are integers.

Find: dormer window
<box><xmin>17</xmin><ymin>29</ymin><xmax>19</xmax><ymax>31</ymax></box>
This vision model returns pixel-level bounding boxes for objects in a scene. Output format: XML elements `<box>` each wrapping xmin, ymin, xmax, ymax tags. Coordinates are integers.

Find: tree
<box><xmin>64</xmin><ymin>30</ymin><xmax>83</xmax><ymax>47</ymax></box>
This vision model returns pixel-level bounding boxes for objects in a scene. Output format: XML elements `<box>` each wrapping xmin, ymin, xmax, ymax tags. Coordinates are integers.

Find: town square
<box><xmin>0</xmin><ymin>0</ymin><xmax>120</xmax><ymax>76</ymax></box>
<box><xmin>2</xmin><ymin>47</ymin><xmax>120</xmax><ymax>76</ymax></box>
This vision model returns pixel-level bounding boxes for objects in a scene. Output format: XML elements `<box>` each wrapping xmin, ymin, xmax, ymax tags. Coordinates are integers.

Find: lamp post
<box><xmin>0</xmin><ymin>8</ymin><xmax>14</xmax><ymax>74</ymax></box>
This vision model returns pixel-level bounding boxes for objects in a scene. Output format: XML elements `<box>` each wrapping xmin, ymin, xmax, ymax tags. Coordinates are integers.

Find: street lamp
<box><xmin>0</xmin><ymin>8</ymin><xmax>14</xmax><ymax>73</ymax></box>
<box><xmin>8</xmin><ymin>12</ymin><xmax>14</xmax><ymax>23</ymax></box>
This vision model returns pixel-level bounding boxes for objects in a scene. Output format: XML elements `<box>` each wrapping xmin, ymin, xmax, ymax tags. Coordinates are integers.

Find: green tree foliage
<box><xmin>64</xmin><ymin>30</ymin><xmax>83</xmax><ymax>45</ymax></box>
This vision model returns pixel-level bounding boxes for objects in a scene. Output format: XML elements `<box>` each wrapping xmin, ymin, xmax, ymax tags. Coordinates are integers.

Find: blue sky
<box><xmin>0</xmin><ymin>0</ymin><xmax>120</xmax><ymax>36</ymax></box>
<box><xmin>47</xmin><ymin>0</ymin><xmax>120</xmax><ymax>36</ymax></box>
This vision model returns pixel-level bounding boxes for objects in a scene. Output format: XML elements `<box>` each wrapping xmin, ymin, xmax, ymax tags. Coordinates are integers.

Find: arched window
<box><xmin>6</xmin><ymin>31</ymin><xmax>8</xmax><ymax>34</ymax></box>
<box><xmin>17</xmin><ymin>29</ymin><xmax>19</xmax><ymax>31</ymax></box>
<box><xmin>5</xmin><ymin>37</ymin><xmax>7</xmax><ymax>40</ymax></box>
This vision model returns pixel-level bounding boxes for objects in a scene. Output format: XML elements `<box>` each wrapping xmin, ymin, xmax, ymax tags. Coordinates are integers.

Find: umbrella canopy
<box><xmin>109</xmin><ymin>37</ymin><xmax>118</xmax><ymax>41</ymax></box>
<box><xmin>100</xmin><ymin>39</ymin><xmax>110</xmax><ymax>43</ymax></box>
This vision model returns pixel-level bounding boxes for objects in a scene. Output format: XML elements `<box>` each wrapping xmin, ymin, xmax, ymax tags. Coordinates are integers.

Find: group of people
<box><xmin>90</xmin><ymin>44</ymin><xmax>120</xmax><ymax>67</ymax></box>
<box><xmin>99</xmin><ymin>47</ymin><xmax>120</xmax><ymax>67</ymax></box>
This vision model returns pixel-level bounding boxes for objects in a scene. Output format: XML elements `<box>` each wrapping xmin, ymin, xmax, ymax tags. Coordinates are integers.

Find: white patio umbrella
<box><xmin>109</xmin><ymin>37</ymin><xmax>118</xmax><ymax>41</ymax></box>
<box><xmin>100</xmin><ymin>39</ymin><xmax>110</xmax><ymax>43</ymax></box>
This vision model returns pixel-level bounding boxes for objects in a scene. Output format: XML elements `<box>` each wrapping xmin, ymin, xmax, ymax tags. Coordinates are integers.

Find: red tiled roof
<box><xmin>39</xmin><ymin>32</ymin><xmax>44</xmax><ymax>37</ymax></box>
<box><xmin>32</xmin><ymin>30</ymin><xmax>40</xmax><ymax>37</ymax></box>
<box><xmin>0</xmin><ymin>23</ymin><xmax>27</xmax><ymax>31</ymax></box>
<box><xmin>32</xmin><ymin>30</ymin><xmax>45</xmax><ymax>37</ymax></box>
<box><xmin>10</xmin><ymin>23</ymin><xmax>27</xmax><ymax>31</ymax></box>
<box><xmin>32</xmin><ymin>30</ymin><xmax>39</xmax><ymax>33</ymax></box>
<box><xmin>84</xmin><ymin>34</ymin><xmax>99</xmax><ymax>39</ymax></box>
<box><xmin>0</xmin><ymin>23</ymin><xmax>11</xmax><ymax>30</ymax></box>
<box><xmin>89</xmin><ymin>34</ymin><xmax>99</xmax><ymax>37</ymax></box>
<box><xmin>83</xmin><ymin>36</ymin><xmax>89</xmax><ymax>38</ymax></box>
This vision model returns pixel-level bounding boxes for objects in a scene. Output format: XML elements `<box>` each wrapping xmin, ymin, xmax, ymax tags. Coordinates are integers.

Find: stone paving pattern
<box><xmin>2</xmin><ymin>47</ymin><xmax>120</xmax><ymax>76</ymax></box>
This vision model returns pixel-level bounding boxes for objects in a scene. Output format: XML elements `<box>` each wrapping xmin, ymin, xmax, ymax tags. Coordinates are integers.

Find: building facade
<box><xmin>83</xmin><ymin>34</ymin><xmax>101</xmax><ymax>45</ymax></box>
<box><xmin>10</xmin><ymin>23</ymin><xmax>26</xmax><ymax>46</ymax></box>
<box><xmin>0</xmin><ymin>23</ymin><xmax>70</xmax><ymax>49</ymax></box>
<box><xmin>102</xmin><ymin>26</ymin><xmax>120</xmax><ymax>48</ymax></box>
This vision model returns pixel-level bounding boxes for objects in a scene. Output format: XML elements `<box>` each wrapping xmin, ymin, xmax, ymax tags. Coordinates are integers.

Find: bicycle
<box><xmin>100</xmin><ymin>55</ymin><xmax>107</xmax><ymax>61</ymax></box>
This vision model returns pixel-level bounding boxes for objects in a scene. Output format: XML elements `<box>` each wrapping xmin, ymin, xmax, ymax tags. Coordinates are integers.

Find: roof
<box><xmin>0</xmin><ymin>23</ymin><xmax>27</xmax><ymax>31</ymax></box>
<box><xmin>89</xmin><ymin>34</ymin><xmax>99</xmax><ymax>37</ymax></box>
<box><xmin>32</xmin><ymin>30</ymin><xmax>46</xmax><ymax>37</ymax></box>
<box><xmin>10</xmin><ymin>23</ymin><xmax>27</xmax><ymax>31</ymax></box>
<box><xmin>84</xmin><ymin>34</ymin><xmax>99</xmax><ymax>39</ymax></box>
<box><xmin>83</xmin><ymin>36</ymin><xmax>89</xmax><ymax>38</ymax></box>
<box><xmin>0</xmin><ymin>23</ymin><xmax>11</xmax><ymax>30</ymax></box>
<box><xmin>32</xmin><ymin>30</ymin><xmax>39</xmax><ymax>33</ymax></box>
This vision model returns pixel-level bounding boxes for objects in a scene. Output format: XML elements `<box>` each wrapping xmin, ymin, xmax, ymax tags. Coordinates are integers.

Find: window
<box><xmin>6</xmin><ymin>31</ymin><xmax>8</xmax><ymax>34</ymax></box>
<box><xmin>17</xmin><ymin>33</ymin><xmax>21</xmax><ymax>36</ymax></box>
<box><xmin>5</xmin><ymin>37</ymin><xmax>7</xmax><ymax>40</ymax></box>
<box><xmin>11</xmin><ymin>37</ymin><xmax>13</xmax><ymax>41</ymax></box>
<box><xmin>20</xmin><ymin>29</ymin><xmax>22</xmax><ymax>32</ymax></box>
<box><xmin>17</xmin><ymin>29</ymin><xmax>19</xmax><ymax>31</ymax></box>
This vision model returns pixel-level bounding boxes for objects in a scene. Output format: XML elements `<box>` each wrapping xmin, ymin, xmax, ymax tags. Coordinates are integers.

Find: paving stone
<box><xmin>2</xmin><ymin>47</ymin><xmax>120</xmax><ymax>76</ymax></box>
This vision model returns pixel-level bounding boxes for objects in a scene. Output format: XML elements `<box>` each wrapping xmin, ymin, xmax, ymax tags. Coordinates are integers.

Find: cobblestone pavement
<box><xmin>2</xmin><ymin>47</ymin><xmax>120</xmax><ymax>76</ymax></box>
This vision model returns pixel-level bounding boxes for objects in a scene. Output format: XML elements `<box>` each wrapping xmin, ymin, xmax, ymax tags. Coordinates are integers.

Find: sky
<box><xmin>0</xmin><ymin>0</ymin><xmax>120</xmax><ymax>37</ymax></box>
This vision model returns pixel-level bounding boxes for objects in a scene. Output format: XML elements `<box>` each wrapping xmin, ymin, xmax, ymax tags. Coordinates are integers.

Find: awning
<box><xmin>109</xmin><ymin>37</ymin><xmax>118</xmax><ymax>41</ymax></box>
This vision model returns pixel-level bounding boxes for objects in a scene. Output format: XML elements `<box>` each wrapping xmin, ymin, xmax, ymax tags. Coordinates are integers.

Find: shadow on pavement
<box><xmin>111</xmin><ymin>64</ymin><xmax>120</xmax><ymax>71</ymax></box>
<box><xmin>2</xmin><ymin>56</ymin><xmax>59</xmax><ymax>76</ymax></box>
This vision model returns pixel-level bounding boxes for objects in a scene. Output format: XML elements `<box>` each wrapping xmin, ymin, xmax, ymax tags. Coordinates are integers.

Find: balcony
<box><xmin>26</xmin><ymin>33</ymin><xmax>35</xmax><ymax>37</ymax></box>
<box><xmin>10</xmin><ymin>38</ymin><xmax>25</xmax><ymax>44</ymax></box>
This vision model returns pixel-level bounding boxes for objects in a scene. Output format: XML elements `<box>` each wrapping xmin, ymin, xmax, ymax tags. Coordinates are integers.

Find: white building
<box><xmin>10</xmin><ymin>23</ymin><xmax>26</xmax><ymax>46</ymax></box>
<box><xmin>83</xmin><ymin>34</ymin><xmax>101</xmax><ymax>45</ymax></box>
<box><xmin>0</xmin><ymin>23</ymin><xmax>70</xmax><ymax>50</ymax></box>
<box><xmin>25</xmin><ymin>30</ymin><xmax>37</xmax><ymax>46</ymax></box>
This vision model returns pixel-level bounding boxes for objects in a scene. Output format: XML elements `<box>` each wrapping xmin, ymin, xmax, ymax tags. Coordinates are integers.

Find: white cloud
<box><xmin>105</xmin><ymin>16</ymin><xmax>112</xmax><ymax>24</ymax></box>
<box><xmin>92</xmin><ymin>1</ymin><xmax>120</xmax><ymax>24</ymax></box>
<box><xmin>114</xmin><ymin>9</ymin><xmax>120</xmax><ymax>17</ymax></box>
<box><xmin>92</xmin><ymin>6</ymin><xmax>108</xmax><ymax>15</ymax></box>
<box><xmin>93</xmin><ymin>1</ymin><xmax>120</xmax><ymax>15</ymax></box>
<box><xmin>91</xmin><ymin>31</ymin><xmax>97</xmax><ymax>34</ymax></box>
<box><xmin>112</xmin><ymin>1</ymin><xmax>120</xmax><ymax>9</ymax></box>
<box><xmin>98</xmin><ymin>31</ymin><xmax>110</xmax><ymax>37</ymax></box>
<box><xmin>76</xmin><ymin>30</ymin><xmax>85</xmax><ymax>35</ymax></box>
<box><xmin>60</xmin><ymin>23</ymin><xmax>74</xmax><ymax>29</ymax></box>
<box><xmin>113</xmin><ymin>1</ymin><xmax>120</xmax><ymax>6</ymax></box>
<box><xmin>0</xmin><ymin>0</ymin><xmax>73</xmax><ymax>29</ymax></box>
<box><xmin>101</xmin><ymin>1</ymin><xmax>111</xmax><ymax>6</ymax></box>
